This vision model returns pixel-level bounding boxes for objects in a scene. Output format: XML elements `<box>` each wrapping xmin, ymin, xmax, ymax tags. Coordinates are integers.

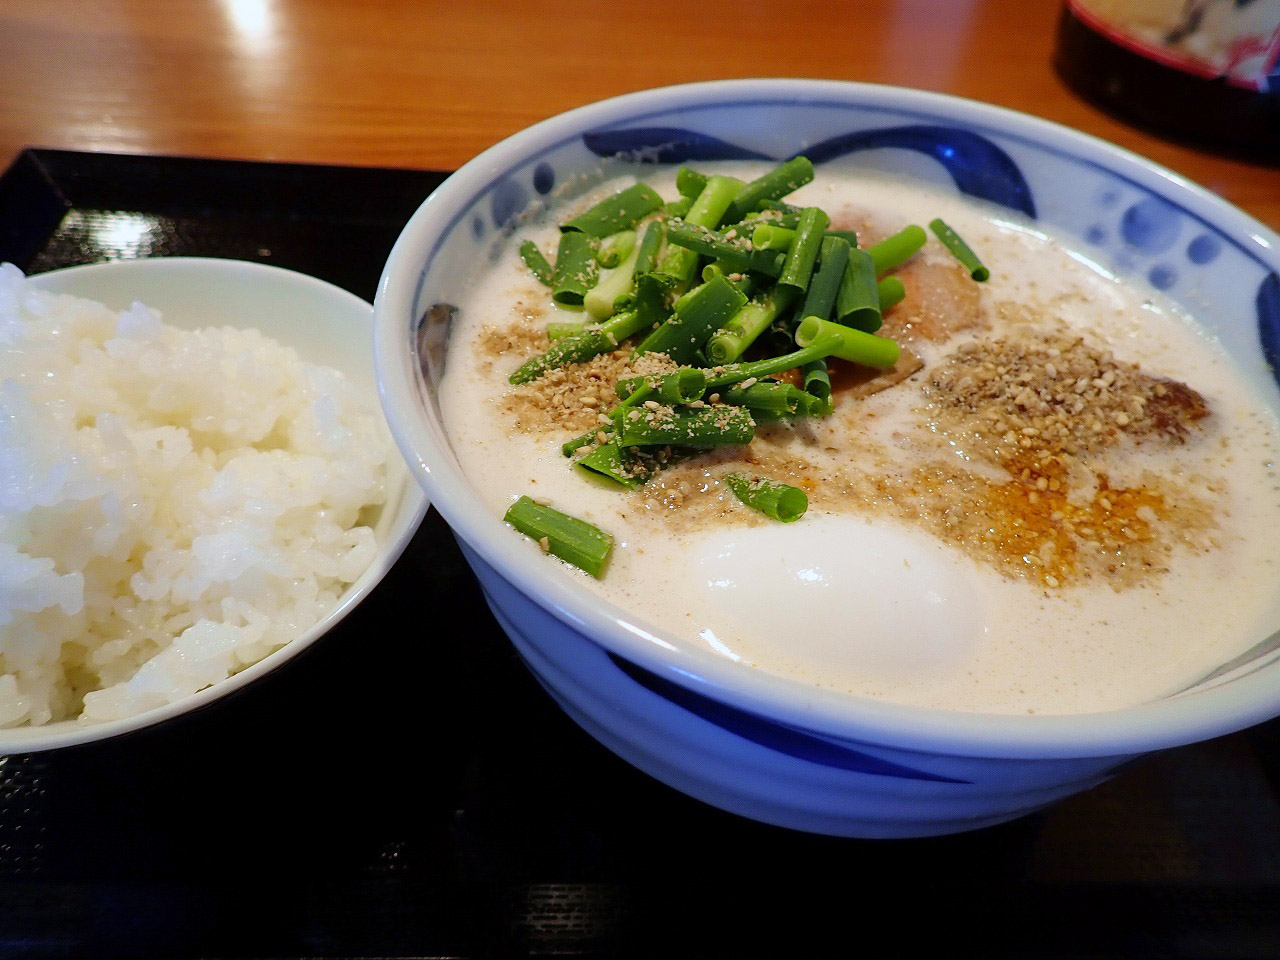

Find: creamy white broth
<box><xmin>440</xmin><ymin>168</ymin><xmax>1280</xmax><ymax>715</ymax></box>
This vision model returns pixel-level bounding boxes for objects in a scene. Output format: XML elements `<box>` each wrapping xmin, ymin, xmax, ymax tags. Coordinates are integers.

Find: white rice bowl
<box><xmin>0</xmin><ymin>260</ymin><xmax>408</xmax><ymax>730</ymax></box>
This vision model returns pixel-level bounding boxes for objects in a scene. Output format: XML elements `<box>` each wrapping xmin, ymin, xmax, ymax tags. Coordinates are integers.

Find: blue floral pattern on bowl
<box><xmin>585</xmin><ymin>123</ymin><xmax>1036</xmax><ymax>217</ymax></box>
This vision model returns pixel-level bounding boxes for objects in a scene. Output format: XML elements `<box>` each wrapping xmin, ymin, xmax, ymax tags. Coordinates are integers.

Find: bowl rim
<box><xmin>5</xmin><ymin>256</ymin><xmax>429</xmax><ymax>752</ymax></box>
<box><xmin>374</xmin><ymin>78</ymin><xmax>1280</xmax><ymax>760</ymax></box>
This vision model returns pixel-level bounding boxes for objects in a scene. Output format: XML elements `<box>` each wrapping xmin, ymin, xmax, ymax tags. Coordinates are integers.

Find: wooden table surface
<box><xmin>0</xmin><ymin>0</ymin><xmax>1276</xmax><ymax>231</ymax></box>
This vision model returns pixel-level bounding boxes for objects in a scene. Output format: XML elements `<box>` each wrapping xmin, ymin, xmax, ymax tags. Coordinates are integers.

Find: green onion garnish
<box><xmin>878</xmin><ymin>275</ymin><xmax>906</xmax><ymax>311</ymax></box>
<box><xmin>576</xmin><ymin>439</ymin><xmax>649</xmax><ymax>489</ymax></box>
<box><xmin>705</xmin><ymin>286</ymin><xmax>797</xmax><ymax>365</ymax></box>
<box><xmin>503</xmin><ymin>496</ymin><xmax>614</xmax><ymax>577</ymax></box>
<box><xmin>700</xmin><ymin>260</ymin><xmax>756</xmax><ymax>297</ymax></box>
<box><xmin>656</xmin><ymin>174</ymin><xmax>743</xmax><ymax>285</ymax></box>
<box><xmin>725</xmin><ymin>473</ymin><xmax>808</xmax><ymax>523</ymax></box>
<box><xmin>704</xmin><ymin>333</ymin><xmax>845</xmax><ymax>390</ymax></box>
<box><xmin>633</xmin><ymin>220</ymin><xmax>665</xmax><ymax>276</ymax></box>
<box><xmin>546</xmin><ymin>321</ymin><xmax>584</xmax><ymax>342</ymax></box>
<box><xmin>617</xmin><ymin>405</ymin><xmax>755</xmax><ymax>448</ymax></box>
<box><xmin>824</xmin><ymin>229</ymin><xmax>860</xmax><ymax>247</ymax></box>
<box><xmin>866</xmin><ymin>225</ymin><xmax>927</xmax><ymax>276</ymax></box>
<box><xmin>584</xmin><ymin>238</ymin><xmax>641</xmax><ymax>320</ymax></box>
<box><xmin>550</xmin><ymin>231</ymin><xmax>599</xmax><ymax>306</ymax></box>
<box><xmin>563</xmin><ymin>183</ymin><xmax>664</xmax><ymax>238</ymax></box>
<box><xmin>596</xmin><ymin>229</ymin><xmax>637</xmax><ymax>269</ymax></box>
<box><xmin>725</xmin><ymin>156</ymin><xmax>815</xmax><ymax>222</ymax></box>
<box><xmin>721</xmin><ymin>381</ymin><xmax>808</xmax><ymax>416</ymax></box>
<box><xmin>510</xmin><ymin>161</ymin><xmax>954</xmax><ymax>504</ymax></box>
<box><xmin>802</xmin><ymin>359</ymin><xmax>832</xmax><ymax>402</ymax></box>
<box><xmin>777</xmin><ymin>206</ymin><xmax>830</xmax><ymax>297</ymax></box>
<box><xmin>759</xmin><ymin>199</ymin><xmax>804</xmax><ymax>219</ymax></box>
<box><xmin>929</xmin><ymin>218</ymin><xmax>989</xmax><ymax>281</ymax></box>
<box><xmin>665</xmin><ymin>221</ymin><xmax>784</xmax><ymax>277</ymax></box>
<box><xmin>508</xmin><ymin>327</ymin><xmax>615</xmax><ymax>385</ymax></box>
<box><xmin>658</xmin><ymin>369</ymin><xmax>708</xmax><ymax>405</ymax></box>
<box><xmin>664</xmin><ymin>195</ymin><xmax>694</xmax><ymax>218</ymax></box>
<box><xmin>795</xmin><ymin>316</ymin><xmax>900</xmax><ymax>368</ymax></box>
<box><xmin>519</xmin><ymin>241</ymin><xmax>554</xmax><ymax>287</ymax></box>
<box><xmin>835</xmin><ymin>247</ymin><xmax>882</xmax><ymax>333</ymax></box>
<box><xmin>633</xmin><ymin>274</ymin><xmax>746</xmax><ymax>365</ymax></box>
<box><xmin>751</xmin><ymin>223</ymin><xmax>795</xmax><ymax>251</ymax></box>
<box><xmin>801</xmin><ymin>236</ymin><xmax>852</xmax><ymax>322</ymax></box>
<box><xmin>676</xmin><ymin>167</ymin><xmax>708</xmax><ymax>199</ymax></box>
<box><xmin>510</xmin><ymin>274</ymin><xmax>671</xmax><ymax>385</ymax></box>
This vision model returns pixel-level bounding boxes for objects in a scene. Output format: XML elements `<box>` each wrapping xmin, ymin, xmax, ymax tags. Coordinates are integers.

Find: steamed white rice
<box><xmin>0</xmin><ymin>263</ymin><xmax>392</xmax><ymax>726</ymax></box>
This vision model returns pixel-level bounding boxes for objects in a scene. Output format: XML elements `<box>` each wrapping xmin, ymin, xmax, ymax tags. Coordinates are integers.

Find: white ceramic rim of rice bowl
<box><xmin>374</xmin><ymin>78</ymin><xmax>1280</xmax><ymax>760</ymax></box>
<box><xmin>3</xmin><ymin>256</ymin><xmax>429</xmax><ymax>752</ymax></box>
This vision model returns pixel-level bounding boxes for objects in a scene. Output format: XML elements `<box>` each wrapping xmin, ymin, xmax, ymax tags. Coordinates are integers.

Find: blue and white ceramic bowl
<box><xmin>374</xmin><ymin>80</ymin><xmax>1280</xmax><ymax>837</ymax></box>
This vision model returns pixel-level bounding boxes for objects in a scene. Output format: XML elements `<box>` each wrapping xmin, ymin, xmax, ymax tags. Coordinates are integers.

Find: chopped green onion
<box><xmin>835</xmin><ymin>247</ymin><xmax>881</xmax><ymax>333</ymax></box>
<box><xmin>725</xmin><ymin>473</ymin><xmax>808</xmax><ymax>523</ymax></box>
<box><xmin>576</xmin><ymin>439</ymin><xmax>649</xmax><ymax>489</ymax></box>
<box><xmin>802</xmin><ymin>359</ymin><xmax>831</xmax><ymax>401</ymax></box>
<box><xmin>510</xmin><ymin>275</ymin><xmax>671</xmax><ymax>384</ymax></box>
<box><xmin>757</xmin><ymin>226</ymin><xmax>859</xmax><ymax>250</ymax></box>
<box><xmin>705</xmin><ymin>286</ymin><xmax>797</xmax><ymax>365</ymax></box>
<box><xmin>721</xmin><ymin>380</ymin><xmax>807</xmax><ymax>415</ymax></box>
<box><xmin>725</xmin><ymin>156</ymin><xmax>815</xmax><ymax>222</ymax></box>
<box><xmin>929</xmin><ymin>218</ymin><xmax>989</xmax><ymax>281</ymax></box>
<box><xmin>760</xmin><ymin>199</ymin><xmax>804</xmax><ymax>218</ymax></box>
<box><xmin>742</xmin><ymin>388</ymin><xmax>827</xmax><ymax>421</ymax></box>
<box><xmin>665</xmin><ymin>221</ymin><xmax>784</xmax><ymax>277</ymax></box>
<box><xmin>634</xmin><ymin>220</ymin><xmax>665</xmax><ymax>276</ymax></box>
<box><xmin>520</xmin><ymin>241</ymin><xmax>554</xmax><ymax>286</ymax></box>
<box><xmin>656</xmin><ymin>174</ymin><xmax>743</xmax><ymax>285</ymax></box>
<box><xmin>617</xmin><ymin>404</ymin><xmax>755</xmax><ymax>448</ymax></box>
<box><xmin>596</xmin><ymin>230</ymin><xmax>637</xmax><ymax>269</ymax></box>
<box><xmin>602</xmin><ymin>272</ymin><xmax>673</xmax><ymax>341</ymax></box>
<box><xmin>751</xmin><ymin>223</ymin><xmax>795</xmax><ymax>251</ymax></box>
<box><xmin>546</xmin><ymin>321</ymin><xmax>584</xmax><ymax>342</ymax></box>
<box><xmin>664</xmin><ymin>195</ymin><xmax>694</xmax><ymax>218</ymax></box>
<box><xmin>658</xmin><ymin>369</ymin><xmax>708</xmax><ymax>405</ymax></box>
<box><xmin>550</xmin><ymin>232</ymin><xmax>599</xmax><ymax>306</ymax></box>
<box><xmin>585</xmin><ymin>239</ymin><xmax>641</xmax><ymax>319</ymax></box>
<box><xmin>562</xmin><ymin>429</ymin><xmax>601</xmax><ymax>457</ymax></box>
<box><xmin>563</xmin><ymin>183</ymin><xmax>664</xmax><ymax>238</ymax></box>
<box><xmin>878</xmin><ymin>275</ymin><xmax>906</xmax><ymax>311</ymax></box>
<box><xmin>701</xmin><ymin>261</ymin><xmax>756</xmax><ymax>297</ymax></box>
<box><xmin>609</xmin><ymin>378</ymin><xmax>656</xmax><ymax>414</ymax></box>
<box><xmin>676</xmin><ymin>167</ymin><xmax>708</xmax><ymax>198</ymax></box>
<box><xmin>614</xmin><ymin>375</ymin><xmax>648</xmax><ymax>400</ymax></box>
<box><xmin>565</xmin><ymin>366</ymin><xmax>663</xmax><ymax>455</ymax></box>
<box><xmin>745</xmin><ymin>214</ymin><xmax>798</xmax><ymax>232</ymax></box>
<box><xmin>777</xmin><ymin>206</ymin><xmax>830</xmax><ymax>297</ymax></box>
<box><xmin>795</xmin><ymin>316</ymin><xmax>900</xmax><ymax>368</ymax></box>
<box><xmin>703</xmin><ymin>333</ymin><xmax>844</xmax><ymax>390</ymax></box>
<box><xmin>801</xmin><ymin>236</ymin><xmax>851</xmax><ymax>322</ymax></box>
<box><xmin>739</xmin><ymin>210</ymin><xmax>798</xmax><ymax>230</ymax></box>
<box><xmin>508</xmin><ymin>327</ymin><xmax>614</xmax><ymax>384</ymax></box>
<box><xmin>633</xmin><ymin>274</ymin><xmax>746</xmax><ymax>365</ymax></box>
<box><xmin>867</xmin><ymin>225</ymin><xmax>927</xmax><ymax>276</ymax></box>
<box><xmin>503</xmin><ymin>496</ymin><xmax>614</xmax><ymax>577</ymax></box>
<box><xmin>591</xmin><ymin>309</ymin><xmax>650</xmax><ymax>350</ymax></box>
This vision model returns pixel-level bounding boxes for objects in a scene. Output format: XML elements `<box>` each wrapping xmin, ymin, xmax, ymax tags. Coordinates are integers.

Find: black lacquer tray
<box><xmin>1</xmin><ymin>148</ymin><xmax>1279</xmax><ymax>960</ymax></box>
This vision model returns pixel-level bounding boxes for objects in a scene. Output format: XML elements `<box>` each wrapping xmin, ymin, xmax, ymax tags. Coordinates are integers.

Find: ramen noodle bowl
<box><xmin>374</xmin><ymin>79</ymin><xmax>1280</xmax><ymax>836</ymax></box>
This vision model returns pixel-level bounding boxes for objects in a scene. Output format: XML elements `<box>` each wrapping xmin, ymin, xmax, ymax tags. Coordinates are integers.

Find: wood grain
<box><xmin>0</xmin><ymin>0</ymin><xmax>1276</xmax><ymax>230</ymax></box>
